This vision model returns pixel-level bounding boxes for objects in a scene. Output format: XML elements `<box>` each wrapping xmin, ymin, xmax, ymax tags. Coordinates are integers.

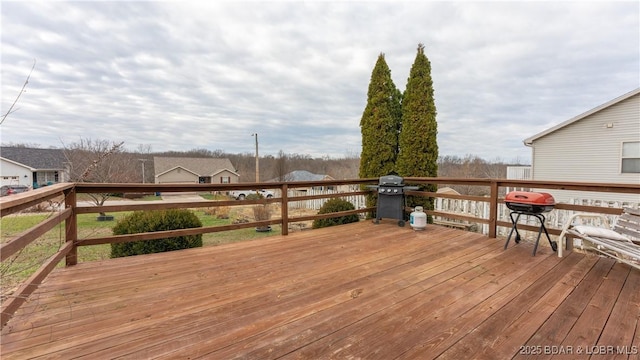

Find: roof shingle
<box><xmin>153</xmin><ymin>157</ymin><xmax>237</xmax><ymax>176</ymax></box>
<box><xmin>0</xmin><ymin>147</ymin><xmax>67</xmax><ymax>170</ymax></box>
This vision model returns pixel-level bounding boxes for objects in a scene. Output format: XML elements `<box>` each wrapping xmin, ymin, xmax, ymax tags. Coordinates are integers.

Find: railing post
<box><xmin>281</xmin><ymin>184</ymin><xmax>288</xmax><ymax>235</ymax></box>
<box><xmin>65</xmin><ymin>188</ymin><xmax>78</xmax><ymax>266</ymax></box>
<box><xmin>488</xmin><ymin>181</ymin><xmax>498</xmax><ymax>238</ymax></box>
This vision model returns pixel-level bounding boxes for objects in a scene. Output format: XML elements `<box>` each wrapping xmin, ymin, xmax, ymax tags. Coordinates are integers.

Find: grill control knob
<box><xmin>393</xmin><ymin>189</ymin><xmax>398</xmax><ymax>193</ymax></box>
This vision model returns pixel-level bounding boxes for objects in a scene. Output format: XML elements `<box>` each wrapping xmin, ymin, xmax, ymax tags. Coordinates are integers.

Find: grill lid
<box><xmin>379</xmin><ymin>175</ymin><xmax>404</xmax><ymax>186</ymax></box>
<box><xmin>505</xmin><ymin>191</ymin><xmax>555</xmax><ymax>206</ymax></box>
<box><xmin>505</xmin><ymin>191</ymin><xmax>555</xmax><ymax>214</ymax></box>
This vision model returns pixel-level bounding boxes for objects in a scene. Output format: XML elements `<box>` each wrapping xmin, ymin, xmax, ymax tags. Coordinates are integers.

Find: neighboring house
<box><xmin>269</xmin><ymin>170</ymin><xmax>352</xmax><ymax>194</ymax></box>
<box><xmin>274</xmin><ymin>170</ymin><xmax>362</xmax><ymax>209</ymax></box>
<box><xmin>523</xmin><ymin>88</ymin><xmax>640</xmax><ymax>205</ymax></box>
<box><xmin>505</xmin><ymin>165</ymin><xmax>533</xmax><ymax>194</ymax></box>
<box><xmin>279</xmin><ymin>170</ymin><xmax>335</xmax><ymax>187</ymax></box>
<box><xmin>153</xmin><ymin>157</ymin><xmax>239</xmax><ymax>184</ymax></box>
<box><xmin>436</xmin><ymin>187</ymin><xmax>461</xmax><ymax>196</ymax></box>
<box><xmin>0</xmin><ymin>147</ymin><xmax>68</xmax><ymax>188</ymax></box>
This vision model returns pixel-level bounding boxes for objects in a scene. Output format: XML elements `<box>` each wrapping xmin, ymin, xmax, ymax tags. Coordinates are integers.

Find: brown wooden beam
<box><xmin>0</xmin><ymin>207</ymin><xmax>71</xmax><ymax>262</ymax></box>
<box><xmin>65</xmin><ymin>189</ymin><xmax>78</xmax><ymax>266</ymax></box>
<box><xmin>281</xmin><ymin>184</ymin><xmax>289</xmax><ymax>236</ymax></box>
<box><xmin>1</xmin><ymin>241</ymin><xmax>73</xmax><ymax>328</ymax></box>
<box><xmin>488</xmin><ymin>181</ymin><xmax>499</xmax><ymax>238</ymax></box>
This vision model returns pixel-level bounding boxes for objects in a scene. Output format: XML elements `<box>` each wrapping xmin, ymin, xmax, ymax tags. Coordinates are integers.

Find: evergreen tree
<box><xmin>397</xmin><ymin>43</ymin><xmax>438</xmax><ymax>215</ymax></box>
<box><xmin>359</xmin><ymin>53</ymin><xmax>402</xmax><ymax>215</ymax></box>
<box><xmin>359</xmin><ymin>53</ymin><xmax>402</xmax><ymax>179</ymax></box>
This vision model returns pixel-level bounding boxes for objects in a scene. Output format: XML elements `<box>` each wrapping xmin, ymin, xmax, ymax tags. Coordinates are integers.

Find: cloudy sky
<box><xmin>1</xmin><ymin>1</ymin><xmax>638</xmax><ymax>162</ymax></box>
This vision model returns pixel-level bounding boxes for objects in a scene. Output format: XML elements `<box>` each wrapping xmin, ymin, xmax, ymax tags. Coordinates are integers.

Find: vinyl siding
<box><xmin>212</xmin><ymin>169</ymin><xmax>239</xmax><ymax>183</ymax></box>
<box><xmin>530</xmin><ymin>93</ymin><xmax>640</xmax><ymax>204</ymax></box>
<box><xmin>0</xmin><ymin>159</ymin><xmax>32</xmax><ymax>187</ymax></box>
<box><xmin>156</xmin><ymin>168</ymin><xmax>199</xmax><ymax>184</ymax></box>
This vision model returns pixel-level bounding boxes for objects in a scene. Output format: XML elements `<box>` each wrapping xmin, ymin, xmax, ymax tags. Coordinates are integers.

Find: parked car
<box><xmin>230</xmin><ymin>189</ymin><xmax>274</xmax><ymax>200</ymax></box>
<box><xmin>1</xmin><ymin>185</ymin><xmax>30</xmax><ymax>196</ymax></box>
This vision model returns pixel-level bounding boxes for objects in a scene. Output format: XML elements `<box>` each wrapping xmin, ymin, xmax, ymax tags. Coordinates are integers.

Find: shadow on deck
<box><xmin>1</xmin><ymin>221</ymin><xmax>638</xmax><ymax>359</ymax></box>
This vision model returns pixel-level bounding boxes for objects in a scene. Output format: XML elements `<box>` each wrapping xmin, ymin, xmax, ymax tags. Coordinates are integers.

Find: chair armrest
<box><xmin>558</xmin><ymin>213</ymin><xmax>611</xmax><ymax>257</ymax></box>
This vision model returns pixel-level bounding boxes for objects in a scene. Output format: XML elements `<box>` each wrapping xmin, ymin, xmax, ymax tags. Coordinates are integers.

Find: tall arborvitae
<box><xmin>359</xmin><ymin>53</ymin><xmax>402</xmax><ymax>215</ymax></box>
<box><xmin>397</xmin><ymin>43</ymin><xmax>438</xmax><ymax>216</ymax></box>
<box><xmin>359</xmin><ymin>53</ymin><xmax>402</xmax><ymax>179</ymax></box>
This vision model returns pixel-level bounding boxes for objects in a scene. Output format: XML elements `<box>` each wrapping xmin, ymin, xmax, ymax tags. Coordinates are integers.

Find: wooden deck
<box><xmin>1</xmin><ymin>221</ymin><xmax>639</xmax><ymax>359</ymax></box>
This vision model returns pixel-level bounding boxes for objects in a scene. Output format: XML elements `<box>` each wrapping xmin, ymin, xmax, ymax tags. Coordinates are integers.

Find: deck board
<box><xmin>424</xmin><ymin>252</ymin><xmax>587</xmax><ymax>360</ymax></box>
<box><xmin>1</xmin><ymin>221</ymin><xmax>638</xmax><ymax>359</ymax></box>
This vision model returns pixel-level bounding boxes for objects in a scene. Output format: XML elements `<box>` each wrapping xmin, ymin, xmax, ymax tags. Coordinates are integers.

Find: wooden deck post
<box><xmin>65</xmin><ymin>188</ymin><xmax>78</xmax><ymax>266</ymax></box>
<box><xmin>281</xmin><ymin>184</ymin><xmax>288</xmax><ymax>235</ymax></box>
<box><xmin>488</xmin><ymin>181</ymin><xmax>498</xmax><ymax>238</ymax></box>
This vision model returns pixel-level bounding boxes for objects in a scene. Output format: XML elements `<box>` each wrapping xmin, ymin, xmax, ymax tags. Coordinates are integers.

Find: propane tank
<box><xmin>410</xmin><ymin>206</ymin><xmax>427</xmax><ymax>231</ymax></box>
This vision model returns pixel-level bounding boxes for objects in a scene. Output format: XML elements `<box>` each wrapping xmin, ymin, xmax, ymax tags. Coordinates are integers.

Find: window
<box><xmin>220</xmin><ymin>177</ymin><xmax>230</xmax><ymax>184</ymax></box>
<box><xmin>622</xmin><ymin>141</ymin><xmax>640</xmax><ymax>173</ymax></box>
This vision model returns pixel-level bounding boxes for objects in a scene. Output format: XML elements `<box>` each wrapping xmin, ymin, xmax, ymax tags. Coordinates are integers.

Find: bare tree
<box><xmin>1</xmin><ymin>59</ymin><xmax>36</xmax><ymax>125</ymax></box>
<box><xmin>436</xmin><ymin>155</ymin><xmax>512</xmax><ymax>195</ymax></box>
<box><xmin>62</xmin><ymin>139</ymin><xmax>135</xmax><ymax>215</ymax></box>
<box><xmin>135</xmin><ymin>144</ymin><xmax>153</xmax><ymax>155</ymax></box>
<box><xmin>274</xmin><ymin>150</ymin><xmax>293</xmax><ymax>182</ymax></box>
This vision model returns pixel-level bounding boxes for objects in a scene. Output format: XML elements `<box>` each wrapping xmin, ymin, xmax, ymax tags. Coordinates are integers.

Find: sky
<box><xmin>1</xmin><ymin>1</ymin><xmax>638</xmax><ymax>163</ymax></box>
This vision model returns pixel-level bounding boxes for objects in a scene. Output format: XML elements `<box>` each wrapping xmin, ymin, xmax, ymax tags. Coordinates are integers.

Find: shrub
<box><xmin>312</xmin><ymin>198</ymin><xmax>360</xmax><ymax>229</ymax></box>
<box><xmin>252</xmin><ymin>204</ymin><xmax>271</xmax><ymax>221</ymax></box>
<box><xmin>246</xmin><ymin>193</ymin><xmax>263</xmax><ymax>201</ymax></box>
<box><xmin>110</xmin><ymin>209</ymin><xmax>203</xmax><ymax>258</ymax></box>
<box><xmin>204</xmin><ymin>206</ymin><xmax>230</xmax><ymax>219</ymax></box>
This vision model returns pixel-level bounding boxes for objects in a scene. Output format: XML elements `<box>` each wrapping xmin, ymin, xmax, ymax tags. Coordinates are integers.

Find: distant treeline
<box><xmin>4</xmin><ymin>143</ymin><xmax>528</xmax><ymax>194</ymax></box>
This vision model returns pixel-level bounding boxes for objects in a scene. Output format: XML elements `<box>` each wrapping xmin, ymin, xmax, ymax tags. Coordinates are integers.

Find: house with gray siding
<box><xmin>154</xmin><ymin>157</ymin><xmax>239</xmax><ymax>184</ymax></box>
<box><xmin>523</xmin><ymin>88</ymin><xmax>640</xmax><ymax>205</ymax></box>
<box><xmin>0</xmin><ymin>147</ymin><xmax>68</xmax><ymax>188</ymax></box>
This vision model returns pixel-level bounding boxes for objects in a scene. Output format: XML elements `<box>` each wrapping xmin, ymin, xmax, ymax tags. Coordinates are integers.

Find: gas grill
<box><xmin>504</xmin><ymin>191</ymin><xmax>558</xmax><ymax>256</ymax></box>
<box><xmin>368</xmin><ymin>175</ymin><xmax>418</xmax><ymax>227</ymax></box>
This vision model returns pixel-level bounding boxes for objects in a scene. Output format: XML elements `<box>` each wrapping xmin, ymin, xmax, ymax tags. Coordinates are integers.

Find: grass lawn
<box><xmin>1</xmin><ymin>207</ymin><xmax>279</xmax><ymax>294</ymax></box>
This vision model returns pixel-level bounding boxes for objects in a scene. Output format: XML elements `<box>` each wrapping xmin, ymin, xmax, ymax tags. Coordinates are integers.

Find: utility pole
<box><xmin>138</xmin><ymin>159</ymin><xmax>147</xmax><ymax>183</ymax></box>
<box><xmin>251</xmin><ymin>133</ymin><xmax>259</xmax><ymax>182</ymax></box>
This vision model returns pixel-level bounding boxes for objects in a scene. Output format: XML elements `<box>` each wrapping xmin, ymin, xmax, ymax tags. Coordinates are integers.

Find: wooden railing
<box><xmin>403</xmin><ymin>178</ymin><xmax>640</xmax><ymax>238</ymax></box>
<box><xmin>1</xmin><ymin>178</ymin><xmax>638</xmax><ymax>326</ymax></box>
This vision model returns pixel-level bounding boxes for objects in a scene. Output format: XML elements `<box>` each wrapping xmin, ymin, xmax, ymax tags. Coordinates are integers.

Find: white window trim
<box><xmin>620</xmin><ymin>140</ymin><xmax>640</xmax><ymax>174</ymax></box>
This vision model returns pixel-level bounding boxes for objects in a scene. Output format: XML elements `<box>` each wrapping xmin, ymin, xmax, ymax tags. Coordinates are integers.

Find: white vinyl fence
<box><xmin>286</xmin><ymin>190</ymin><xmax>638</xmax><ymax>240</ymax></box>
<box><xmin>435</xmin><ymin>197</ymin><xmax>639</xmax><ymax>239</ymax></box>
<box><xmin>287</xmin><ymin>189</ymin><xmax>367</xmax><ymax>211</ymax></box>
